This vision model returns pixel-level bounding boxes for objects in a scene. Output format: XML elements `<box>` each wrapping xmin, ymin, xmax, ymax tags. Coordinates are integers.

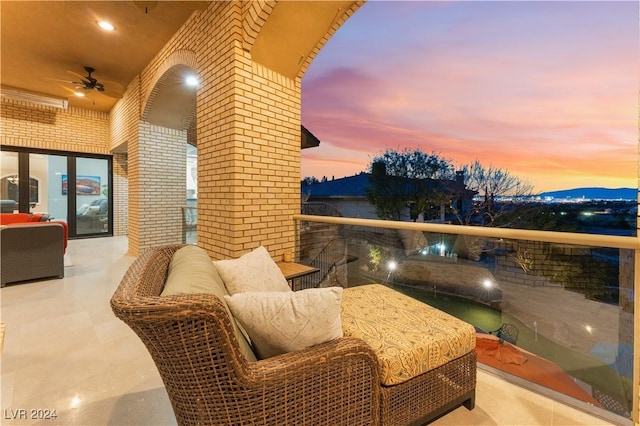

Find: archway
<box><xmin>129</xmin><ymin>58</ymin><xmax>199</xmax><ymax>253</ymax></box>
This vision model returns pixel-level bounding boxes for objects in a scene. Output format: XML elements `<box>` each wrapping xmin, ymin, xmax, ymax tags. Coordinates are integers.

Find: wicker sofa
<box><xmin>1</xmin><ymin>222</ymin><xmax>65</xmax><ymax>287</ymax></box>
<box><xmin>111</xmin><ymin>244</ymin><xmax>476</xmax><ymax>426</ymax></box>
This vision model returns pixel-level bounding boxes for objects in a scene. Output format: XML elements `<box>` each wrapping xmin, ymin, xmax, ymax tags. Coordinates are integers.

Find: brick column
<box><xmin>128</xmin><ymin>122</ymin><xmax>186</xmax><ymax>254</ymax></box>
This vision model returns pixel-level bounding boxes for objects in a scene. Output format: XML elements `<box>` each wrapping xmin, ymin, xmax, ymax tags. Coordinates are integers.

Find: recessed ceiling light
<box><xmin>97</xmin><ymin>21</ymin><xmax>115</xmax><ymax>31</ymax></box>
<box><xmin>185</xmin><ymin>76</ymin><xmax>199</xmax><ymax>87</ymax></box>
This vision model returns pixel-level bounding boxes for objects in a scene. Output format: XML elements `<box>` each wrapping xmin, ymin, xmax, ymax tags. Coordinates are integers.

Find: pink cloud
<box><xmin>301</xmin><ymin>2</ymin><xmax>637</xmax><ymax>192</ymax></box>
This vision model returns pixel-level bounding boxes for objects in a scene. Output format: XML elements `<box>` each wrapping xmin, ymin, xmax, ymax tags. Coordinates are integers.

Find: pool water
<box><xmin>392</xmin><ymin>284</ymin><xmax>503</xmax><ymax>333</ymax></box>
<box><xmin>389</xmin><ymin>283</ymin><xmax>632</xmax><ymax>418</ymax></box>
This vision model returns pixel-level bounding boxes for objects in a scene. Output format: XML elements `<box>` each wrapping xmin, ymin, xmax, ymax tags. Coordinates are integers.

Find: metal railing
<box><xmin>181</xmin><ymin>206</ymin><xmax>197</xmax><ymax>244</ymax></box>
<box><xmin>296</xmin><ymin>214</ymin><xmax>640</xmax><ymax>249</ymax></box>
<box><xmin>297</xmin><ymin>237</ymin><xmax>346</xmax><ymax>290</ymax></box>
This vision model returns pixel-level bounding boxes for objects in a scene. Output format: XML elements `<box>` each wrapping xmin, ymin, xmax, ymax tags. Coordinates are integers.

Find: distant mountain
<box><xmin>539</xmin><ymin>187</ymin><xmax>636</xmax><ymax>200</ymax></box>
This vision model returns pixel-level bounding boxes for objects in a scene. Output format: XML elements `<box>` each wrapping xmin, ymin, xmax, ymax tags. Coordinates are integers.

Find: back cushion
<box><xmin>0</xmin><ymin>213</ymin><xmax>32</xmax><ymax>225</ymax></box>
<box><xmin>214</xmin><ymin>246</ymin><xmax>291</xmax><ymax>294</ymax></box>
<box><xmin>162</xmin><ymin>245</ymin><xmax>226</xmax><ymax>296</ymax></box>
<box><xmin>161</xmin><ymin>245</ymin><xmax>257</xmax><ymax>362</ymax></box>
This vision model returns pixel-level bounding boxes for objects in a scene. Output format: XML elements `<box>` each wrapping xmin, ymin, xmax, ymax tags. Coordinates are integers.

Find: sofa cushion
<box><xmin>162</xmin><ymin>245</ymin><xmax>226</xmax><ymax>296</ymax></box>
<box><xmin>225</xmin><ymin>287</ymin><xmax>343</xmax><ymax>359</ymax></box>
<box><xmin>82</xmin><ymin>205</ymin><xmax>101</xmax><ymax>216</ymax></box>
<box><xmin>162</xmin><ymin>245</ymin><xmax>257</xmax><ymax>362</ymax></box>
<box><xmin>0</xmin><ymin>213</ymin><xmax>32</xmax><ymax>225</ymax></box>
<box><xmin>214</xmin><ymin>246</ymin><xmax>290</xmax><ymax>294</ymax></box>
<box><xmin>341</xmin><ymin>284</ymin><xmax>476</xmax><ymax>386</ymax></box>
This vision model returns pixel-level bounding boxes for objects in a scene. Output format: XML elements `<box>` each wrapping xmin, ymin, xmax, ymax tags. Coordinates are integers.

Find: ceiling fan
<box><xmin>52</xmin><ymin>66</ymin><xmax>124</xmax><ymax>99</ymax></box>
<box><xmin>72</xmin><ymin>66</ymin><xmax>105</xmax><ymax>92</ymax></box>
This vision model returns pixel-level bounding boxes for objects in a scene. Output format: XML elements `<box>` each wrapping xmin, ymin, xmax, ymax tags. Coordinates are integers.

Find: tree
<box><xmin>365</xmin><ymin>148</ymin><xmax>454</xmax><ymax>220</ymax></box>
<box><xmin>301</xmin><ymin>176</ymin><xmax>320</xmax><ymax>186</ymax></box>
<box><xmin>458</xmin><ymin>160</ymin><xmax>534</xmax><ymax>226</ymax></box>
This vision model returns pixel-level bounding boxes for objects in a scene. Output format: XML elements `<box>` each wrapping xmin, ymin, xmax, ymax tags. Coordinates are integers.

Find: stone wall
<box><xmin>494</xmin><ymin>240</ymin><xmax>618</xmax><ymax>299</ymax></box>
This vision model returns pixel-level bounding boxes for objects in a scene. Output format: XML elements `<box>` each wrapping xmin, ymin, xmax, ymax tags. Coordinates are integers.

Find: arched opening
<box><xmin>142</xmin><ymin>64</ymin><xmax>198</xmax><ymax>131</ymax></box>
<box><xmin>132</xmin><ymin>63</ymin><xmax>199</xmax><ymax>251</ymax></box>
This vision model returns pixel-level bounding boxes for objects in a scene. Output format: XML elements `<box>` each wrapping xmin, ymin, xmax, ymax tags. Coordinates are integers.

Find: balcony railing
<box><xmin>294</xmin><ymin>213</ymin><xmax>639</xmax><ymax>425</ymax></box>
<box><xmin>181</xmin><ymin>205</ymin><xmax>197</xmax><ymax>244</ymax></box>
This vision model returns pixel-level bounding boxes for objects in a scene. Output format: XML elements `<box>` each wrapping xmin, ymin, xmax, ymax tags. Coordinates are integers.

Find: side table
<box><xmin>277</xmin><ymin>262</ymin><xmax>320</xmax><ymax>290</ymax></box>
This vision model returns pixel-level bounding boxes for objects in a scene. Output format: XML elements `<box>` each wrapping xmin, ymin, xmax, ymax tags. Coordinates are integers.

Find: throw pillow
<box><xmin>224</xmin><ymin>287</ymin><xmax>344</xmax><ymax>359</ymax></box>
<box><xmin>82</xmin><ymin>205</ymin><xmax>100</xmax><ymax>216</ymax></box>
<box><xmin>214</xmin><ymin>246</ymin><xmax>290</xmax><ymax>294</ymax></box>
<box><xmin>397</xmin><ymin>229</ymin><xmax>428</xmax><ymax>255</ymax></box>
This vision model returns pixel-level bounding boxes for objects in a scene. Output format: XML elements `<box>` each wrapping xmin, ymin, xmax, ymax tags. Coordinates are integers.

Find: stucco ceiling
<box><xmin>0</xmin><ymin>1</ymin><xmax>206</xmax><ymax>113</ymax></box>
<box><xmin>251</xmin><ymin>1</ymin><xmax>357</xmax><ymax>79</ymax></box>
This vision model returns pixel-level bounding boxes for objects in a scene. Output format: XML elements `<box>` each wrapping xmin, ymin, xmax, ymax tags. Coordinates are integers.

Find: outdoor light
<box><xmin>482</xmin><ymin>279</ymin><xmax>493</xmax><ymax>289</ymax></box>
<box><xmin>387</xmin><ymin>260</ymin><xmax>397</xmax><ymax>271</ymax></box>
<box><xmin>585</xmin><ymin>325</ymin><xmax>593</xmax><ymax>334</ymax></box>
<box><xmin>185</xmin><ymin>76</ymin><xmax>199</xmax><ymax>87</ymax></box>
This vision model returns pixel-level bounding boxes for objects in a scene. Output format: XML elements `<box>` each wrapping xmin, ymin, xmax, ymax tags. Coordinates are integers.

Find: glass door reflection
<box><xmin>75</xmin><ymin>157</ymin><xmax>109</xmax><ymax>235</ymax></box>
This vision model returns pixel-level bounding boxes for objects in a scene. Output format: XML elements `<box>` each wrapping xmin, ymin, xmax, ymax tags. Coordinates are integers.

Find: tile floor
<box><xmin>0</xmin><ymin>236</ymin><xmax>626</xmax><ymax>425</ymax></box>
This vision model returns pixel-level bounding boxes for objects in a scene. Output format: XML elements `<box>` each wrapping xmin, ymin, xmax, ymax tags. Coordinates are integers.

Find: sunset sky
<box><xmin>300</xmin><ymin>1</ymin><xmax>638</xmax><ymax>193</ymax></box>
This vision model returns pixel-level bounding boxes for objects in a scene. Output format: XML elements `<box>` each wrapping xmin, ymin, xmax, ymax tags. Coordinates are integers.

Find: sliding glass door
<box><xmin>0</xmin><ymin>147</ymin><xmax>112</xmax><ymax>238</ymax></box>
<box><xmin>74</xmin><ymin>157</ymin><xmax>110</xmax><ymax>235</ymax></box>
<box><xmin>29</xmin><ymin>152</ymin><xmax>67</xmax><ymax>223</ymax></box>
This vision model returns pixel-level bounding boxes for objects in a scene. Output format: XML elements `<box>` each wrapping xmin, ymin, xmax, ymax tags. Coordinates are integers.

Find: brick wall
<box><xmin>1</xmin><ymin>99</ymin><xmax>109</xmax><ymax>153</ymax></box>
<box><xmin>112</xmin><ymin>152</ymin><xmax>128</xmax><ymax>236</ymax></box>
<box><xmin>2</xmin><ymin>2</ymin><xmax>362</xmax><ymax>261</ymax></box>
<box><xmin>114</xmin><ymin>1</ymin><xmax>303</xmax><ymax>260</ymax></box>
<box><xmin>0</xmin><ymin>98</ymin><xmax>127</xmax><ymax>232</ymax></box>
<box><xmin>128</xmin><ymin>122</ymin><xmax>186</xmax><ymax>253</ymax></box>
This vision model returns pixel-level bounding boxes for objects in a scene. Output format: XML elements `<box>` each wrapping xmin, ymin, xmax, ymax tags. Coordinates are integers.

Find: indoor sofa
<box><xmin>111</xmin><ymin>244</ymin><xmax>476</xmax><ymax>426</ymax></box>
<box><xmin>1</xmin><ymin>222</ymin><xmax>65</xmax><ymax>286</ymax></box>
<box><xmin>0</xmin><ymin>213</ymin><xmax>68</xmax><ymax>252</ymax></box>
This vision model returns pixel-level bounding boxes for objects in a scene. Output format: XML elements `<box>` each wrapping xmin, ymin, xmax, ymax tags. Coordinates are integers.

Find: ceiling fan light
<box><xmin>97</xmin><ymin>21</ymin><xmax>115</xmax><ymax>31</ymax></box>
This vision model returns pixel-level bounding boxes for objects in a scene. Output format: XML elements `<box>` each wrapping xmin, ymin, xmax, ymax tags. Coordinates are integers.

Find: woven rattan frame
<box><xmin>1</xmin><ymin>223</ymin><xmax>64</xmax><ymax>286</ymax></box>
<box><xmin>111</xmin><ymin>244</ymin><xmax>476</xmax><ymax>425</ymax></box>
<box><xmin>381</xmin><ymin>350</ymin><xmax>476</xmax><ymax>426</ymax></box>
<box><xmin>111</xmin><ymin>244</ymin><xmax>381</xmax><ymax>426</ymax></box>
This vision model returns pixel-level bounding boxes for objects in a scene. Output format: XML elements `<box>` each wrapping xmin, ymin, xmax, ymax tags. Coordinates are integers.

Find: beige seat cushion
<box><xmin>341</xmin><ymin>284</ymin><xmax>475</xmax><ymax>386</ymax></box>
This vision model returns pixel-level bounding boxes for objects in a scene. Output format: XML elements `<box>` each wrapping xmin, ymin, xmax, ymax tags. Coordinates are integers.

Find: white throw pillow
<box><xmin>214</xmin><ymin>246</ymin><xmax>290</xmax><ymax>294</ymax></box>
<box><xmin>224</xmin><ymin>287</ymin><xmax>343</xmax><ymax>359</ymax></box>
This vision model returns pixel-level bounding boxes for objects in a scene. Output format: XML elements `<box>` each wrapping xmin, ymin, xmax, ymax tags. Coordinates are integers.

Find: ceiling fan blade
<box><xmin>46</xmin><ymin>77</ymin><xmax>75</xmax><ymax>84</ymax></box>
<box><xmin>99</xmin><ymin>80</ymin><xmax>125</xmax><ymax>97</ymax></box>
<box><xmin>101</xmin><ymin>87</ymin><xmax>123</xmax><ymax>99</ymax></box>
<box><xmin>56</xmin><ymin>83</ymin><xmax>91</xmax><ymax>97</ymax></box>
<box><xmin>67</xmin><ymin>70</ymin><xmax>86</xmax><ymax>80</ymax></box>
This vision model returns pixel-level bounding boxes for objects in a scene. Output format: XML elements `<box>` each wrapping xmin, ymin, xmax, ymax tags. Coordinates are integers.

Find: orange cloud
<box><xmin>301</xmin><ymin>2</ymin><xmax>638</xmax><ymax>193</ymax></box>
